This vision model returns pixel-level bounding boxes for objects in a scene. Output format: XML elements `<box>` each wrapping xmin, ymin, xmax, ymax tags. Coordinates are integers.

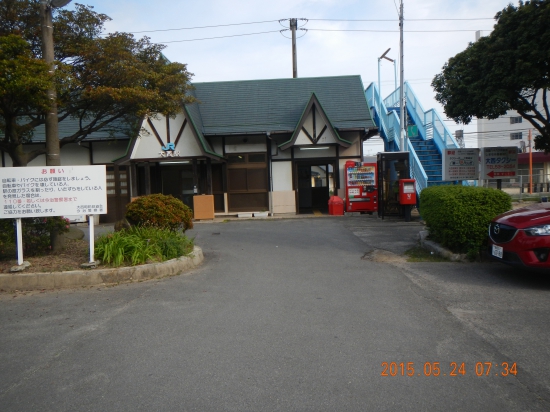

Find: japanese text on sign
<box><xmin>481</xmin><ymin>147</ymin><xmax>518</xmax><ymax>179</ymax></box>
<box><xmin>0</xmin><ymin>165</ymin><xmax>107</xmax><ymax>218</ymax></box>
<box><xmin>442</xmin><ymin>148</ymin><xmax>480</xmax><ymax>181</ymax></box>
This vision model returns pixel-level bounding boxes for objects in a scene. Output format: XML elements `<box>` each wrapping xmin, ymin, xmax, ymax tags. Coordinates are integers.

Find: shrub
<box><xmin>125</xmin><ymin>194</ymin><xmax>193</xmax><ymax>231</ymax></box>
<box><xmin>0</xmin><ymin>216</ymin><xmax>70</xmax><ymax>257</ymax></box>
<box><xmin>420</xmin><ymin>185</ymin><xmax>511</xmax><ymax>257</ymax></box>
<box><xmin>95</xmin><ymin>226</ymin><xmax>194</xmax><ymax>267</ymax></box>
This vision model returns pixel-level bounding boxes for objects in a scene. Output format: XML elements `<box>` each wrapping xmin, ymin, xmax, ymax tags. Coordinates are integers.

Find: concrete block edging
<box><xmin>0</xmin><ymin>246</ymin><xmax>204</xmax><ymax>292</ymax></box>
<box><xmin>418</xmin><ymin>230</ymin><xmax>468</xmax><ymax>262</ymax></box>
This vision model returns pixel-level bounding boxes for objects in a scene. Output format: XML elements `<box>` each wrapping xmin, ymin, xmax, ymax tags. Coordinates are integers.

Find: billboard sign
<box><xmin>442</xmin><ymin>148</ymin><xmax>480</xmax><ymax>180</ymax></box>
<box><xmin>481</xmin><ymin>147</ymin><xmax>518</xmax><ymax>179</ymax></box>
<box><xmin>0</xmin><ymin>165</ymin><xmax>107</xmax><ymax>219</ymax></box>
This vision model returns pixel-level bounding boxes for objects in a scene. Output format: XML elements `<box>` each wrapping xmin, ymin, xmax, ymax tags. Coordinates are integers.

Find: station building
<box><xmin>3</xmin><ymin>75</ymin><xmax>377</xmax><ymax>222</ymax></box>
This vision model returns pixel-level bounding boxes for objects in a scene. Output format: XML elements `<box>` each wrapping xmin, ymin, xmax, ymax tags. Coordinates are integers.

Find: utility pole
<box><xmin>40</xmin><ymin>0</ymin><xmax>60</xmax><ymax>166</ymax></box>
<box><xmin>399</xmin><ymin>0</ymin><xmax>406</xmax><ymax>151</ymax></box>
<box><xmin>290</xmin><ymin>18</ymin><xmax>298</xmax><ymax>78</ymax></box>
<box><xmin>529</xmin><ymin>129</ymin><xmax>533</xmax><ymax>194</ymax></box>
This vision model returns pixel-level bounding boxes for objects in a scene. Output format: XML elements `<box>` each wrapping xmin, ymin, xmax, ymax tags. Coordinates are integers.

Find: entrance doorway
<box><xmin>160</xmin><ymin>164</ymin><xmax>195</xmax><ymax>209</ymax></box>
<box><xmin>297</xmin><ymin>162</ymin><xmax>334</xmax><ymax>214</ymax></box>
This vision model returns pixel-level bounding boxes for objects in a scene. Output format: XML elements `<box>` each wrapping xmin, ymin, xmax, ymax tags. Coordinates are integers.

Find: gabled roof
<box><xmin>7</xmin><ymin>116</ymin><xmax>136</xmax><ymax>143</ymax></box>
<box><xmin>185</xmin><ymin>75</ymin><xmax>376</xmax><ymax>135</ymax></box>
<box><xmin>279</xmin><ymin>93</ymin><xmax>351</xmax><ymax>150</ymax></box>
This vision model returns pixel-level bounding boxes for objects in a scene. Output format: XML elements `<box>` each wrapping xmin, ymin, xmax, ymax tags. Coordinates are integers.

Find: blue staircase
<box><xmin>408</xmin><ymin>136</ymin><xmax>442</xmax><ymax>183</ymax></box>
<box><xmin>365</xmin><ymin>82</ymin><xmax>461</xmax><ymax>194</ymax></box>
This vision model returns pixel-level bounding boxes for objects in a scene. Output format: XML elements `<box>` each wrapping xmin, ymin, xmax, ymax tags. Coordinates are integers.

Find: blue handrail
<box><xmin>365</xmin><ymin>83</ymin><xmax>401</xmax><ymax>149</ymax></box>
<box><xmin>366</xmin><ymin>82</ymin><xmax>431</xmax><ymax>193</ymax></box>
<box><xmin>382</xmin><ymin>82</ymin><xmax>459</xmax><ymax>154</ymax></box>
<box><xmin>409</xmin><ymin>146</ymin><xmax>428</xmax><ymax>193</ymax></box>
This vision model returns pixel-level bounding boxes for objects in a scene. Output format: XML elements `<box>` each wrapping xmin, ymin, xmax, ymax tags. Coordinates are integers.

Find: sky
<box><xmin>62</xmin><ymin>0</ymin><xmax>518</xmax><ymax>153</ymax></box>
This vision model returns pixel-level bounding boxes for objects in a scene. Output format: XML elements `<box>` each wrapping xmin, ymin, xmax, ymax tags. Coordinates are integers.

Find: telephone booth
<box><xmin>344</xmin><ymin>161</ymin><xmax>378</xmax><ymax>214</ymax></box>
<box><xmin>376</xmin><ymin>152</ymin><xmax>412</xmax><ymax>220</ymax></box>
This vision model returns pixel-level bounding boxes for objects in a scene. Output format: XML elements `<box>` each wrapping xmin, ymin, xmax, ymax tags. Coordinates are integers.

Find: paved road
<box><xmin>1</xmin><ymin>216</ymin><xmax>549</xmax><ymax>411</ymax></box>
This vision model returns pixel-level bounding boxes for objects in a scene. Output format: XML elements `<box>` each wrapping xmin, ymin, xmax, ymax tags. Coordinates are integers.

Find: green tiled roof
<box><xmin>1</xmin><ymin>116</ymin><xmax>134</xmax><ymax>142</ymax></box>
<box><xmin>187</xmin><ymin>75</ymin><xmax>375</xmax><ymax>135</ymax></box>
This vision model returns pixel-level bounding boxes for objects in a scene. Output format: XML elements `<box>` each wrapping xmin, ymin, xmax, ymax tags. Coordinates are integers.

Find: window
<box><xmin>510</xmin><ymin>116</ymin><xmax>523</xmax><ymax>124</ymax></box>
<box><xmin>510</xmin><ymin>132</ymin><xmax>523</xmax><ymax>140</ymax></box>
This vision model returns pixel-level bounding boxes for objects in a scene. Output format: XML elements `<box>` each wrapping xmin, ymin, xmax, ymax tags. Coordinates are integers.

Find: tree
<box><xmin>432</xmin><ymin>0</ymin><xmax>550</xmax><ymax>152</ymax></box>
<box><xmin>0</xmin><ymin>1</ymin><xmax>195</xmax><ymax>166</ymax></box>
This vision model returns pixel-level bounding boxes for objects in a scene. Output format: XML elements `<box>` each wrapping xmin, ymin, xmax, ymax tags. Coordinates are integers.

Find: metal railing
<box><xmin>409</xmin><ymin>146</ymin><xmax>428</xmax><ymax>193</ymax></box>
<box><xmin>482</xmin><ymin>174</ymin><xmax>550</xmax><ymax>201</ymax></box>
<box><xmin>366</xmin><ymin>83</ymin><xmax>400</xmax><ymax>148</ymax></box>
<box><xmin>383</xmin><ymin>82</ymin><xmax>460</xmax><ymax>154</ymax></box>
<box><xmin>366</xmin><ymin>83</ymin><xmax>429</xmax><ymax>194</ymax></box>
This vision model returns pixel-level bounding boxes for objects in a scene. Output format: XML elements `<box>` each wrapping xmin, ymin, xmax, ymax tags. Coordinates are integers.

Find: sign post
<box><xmin>442</xmin><ymin>148</ymin><xmax>480</xmax><ymax>181</ymax></box>
<box><xmin>481</xmin><ymin>147</ymin><xmax>518</xmax><ymax>190</ymax></box>
<box><xmin>16</xmin><ymin>218</ymin><xmax>23</xmax><ymax>266</ymax></box>
<box><xmin>0</xmin><ymin>165</ymin><xmax>107</xmax><ymax>268</ymax></box>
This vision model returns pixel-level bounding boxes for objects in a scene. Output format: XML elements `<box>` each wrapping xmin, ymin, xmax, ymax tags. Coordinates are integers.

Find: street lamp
<box><xmin>377</xmin><ymin>48</ymin><xmax>397</xmax><ymax>119</ymax></box>
<box><xmin>40</xmin><ymin>0</ymin><xmax>72</xmax><ymax>167</ymax></box>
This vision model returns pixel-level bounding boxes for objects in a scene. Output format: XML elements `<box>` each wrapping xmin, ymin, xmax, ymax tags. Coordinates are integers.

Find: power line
<box><xmin>127</xmin><ymin>20</ymin><xmax>282</xmax><ymax>34</ymax></box>
<box><xmin>305</xmin><ymin>28</ymin><xmax>492</xmax><ymax>33</ymax></box>
<box><xmin>121</xmin><ymin>17</ymin><xmax>494</xmax><ymax>35</ymax></box>
<box><xmin>160</xmin><ymin>30</ymin><xmax>283</xmax><ymax>43</ymax></box>
<box><xmin>308</xmin><ymin>18</ymin><xmax>494</xmax><ymax>21</ymax></box>
<box><xmin>152</xmin><ymin>27</ymin><xmax>489</xmax><ymax>44</ymax></box>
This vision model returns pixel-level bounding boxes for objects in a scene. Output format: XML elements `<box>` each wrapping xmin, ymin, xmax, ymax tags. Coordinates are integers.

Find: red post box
<box><xmin>328</xmin><ymin>195</ymin><xmax>344</xmax><ymax>216</ymax></box>
<box><xmin>399</xmin><ymin>179</ymin><xmax>416</xmax><ymax>205</ymax></box>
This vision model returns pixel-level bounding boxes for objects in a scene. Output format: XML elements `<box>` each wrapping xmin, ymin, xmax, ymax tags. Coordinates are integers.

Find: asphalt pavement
<box><xmin>1</xmin><ymin>214</ymin><xmax>549</xmax><ymax>411</ymax></box>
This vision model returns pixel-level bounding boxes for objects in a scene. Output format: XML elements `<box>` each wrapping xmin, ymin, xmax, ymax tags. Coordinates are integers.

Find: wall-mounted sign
<box><xmin>481</xmin><ymin>147</ymin><xmax>518</xmax><ymax>179</ymax></box>
<box><xmin>0</xmin><ymin>165</ymin><xmax>107</xmax><ymax>219</ymax></box>
<box><xmin>442</xmin><ymin>148</ymin><xmax>480</xmax><ymax>180</ymax></box>
<box><xmin>160</xmin><ymin>143</ymin><xmax>181</xmax><ymax>157</ymax></box>
<box><xmin>407</xmin><ymin>125</ymin><xmax>418</xmax><ymax>138</ymax></box>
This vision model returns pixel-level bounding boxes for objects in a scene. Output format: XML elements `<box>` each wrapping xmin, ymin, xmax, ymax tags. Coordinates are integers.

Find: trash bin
<box><xmin>328</xmin><ymin>195</ymin><xmax>344</xmax><ymax>215</ymax></box>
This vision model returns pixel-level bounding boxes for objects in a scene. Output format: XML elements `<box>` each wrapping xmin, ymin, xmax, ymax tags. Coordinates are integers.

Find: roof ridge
<box><xmin>192</xmin><ymin>74</ymin><xmax>361</xmax><ymax>86</ymax></box>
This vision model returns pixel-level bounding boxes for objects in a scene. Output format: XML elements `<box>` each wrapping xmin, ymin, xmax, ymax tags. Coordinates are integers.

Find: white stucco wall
<box><xmin>294</xmin><ymin>108</ymin><xmax>339</xmax><ymax>146</ymax></box>
<box><xmin>339</xmin><ymin>158</ymin><xmax>352</xmax><ymax>194</ymax></box>
<box><xmin>60</xmin><ymin>144</ymin><xmax>90</xmax><ymax>165</ymax></box>
<box><xmin>132</xmin><ymin>114</ymin><xmax>203</xmax><ymax>159</ymax></box>
<box><xmin>92</xmin><ymin>140</ymin><xmax>130</xmax><ymax>164</ymax></box>
<box><xmin>272</xmin><ymin>141</ymin><xmax>292</xmax><ymax>159</ymax></box>
<box><xmin>272</xmin><ymin>161</ymin><xmax>293</xmax><ymax>192</ymax></box>
<box><xmin>339</xmin><ymin>133</ymin><xmax>362</xmax><ymax>157</ymax></box>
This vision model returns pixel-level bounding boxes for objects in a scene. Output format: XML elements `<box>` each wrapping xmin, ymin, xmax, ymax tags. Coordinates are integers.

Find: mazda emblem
<box><xmin>493</xmin><ymin>224</ymin><xmax>500</xmax><ymax>235</ymax></box>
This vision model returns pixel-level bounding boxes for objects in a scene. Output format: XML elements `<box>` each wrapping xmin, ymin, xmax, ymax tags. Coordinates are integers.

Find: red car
<box><xmin>488</xmin><ymin>202</ymin><xmax>550</xmax><ymax>271</ymax></box>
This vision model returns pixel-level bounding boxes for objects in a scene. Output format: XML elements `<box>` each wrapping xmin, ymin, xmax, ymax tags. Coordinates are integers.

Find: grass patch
<box><xmin>95</xmin><ymin>226</ymin><xmax>194</xmax><ymax>267</ymax></box>
<box><xmin>405</xmin><ymin>246</ymin><xmax>449</xmax><ymax>262</ymax></box>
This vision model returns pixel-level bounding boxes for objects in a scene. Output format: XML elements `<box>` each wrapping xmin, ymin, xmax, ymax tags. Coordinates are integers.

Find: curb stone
<box><xmin>0</xmin><ymin>246</ymin><xmax>203</xmax><ymax>293</ymax></box>
<box><xmin>418</xmin><ymin>230</ymin><xmax>468</xmax><ymax>262</ymax></box>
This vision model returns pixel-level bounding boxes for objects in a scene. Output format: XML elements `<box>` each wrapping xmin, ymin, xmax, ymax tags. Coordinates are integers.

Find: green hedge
<box><xmin>125</xmin><ymin>194</ymin><xmax>193</xmax><ymax>232</ymax></box>
<box><xmin>420</xmin><ymin>185</ymin><xmax>511</xmax><ymax>257</ymax></box>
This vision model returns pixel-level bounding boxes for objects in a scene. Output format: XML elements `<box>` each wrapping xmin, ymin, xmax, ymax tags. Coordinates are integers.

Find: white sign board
<box><xmin>481</xmin><ymin>147</ymin><xmax>518</xmax><ymax>179</ymax></box>
<box><xmin>442</xmin><ymin>148</ymin><xmax>480</xmax><ymax>181</ymax></box>
<box><xmin>0</xmin><ymin>165</ymin><xmax>107</xmax><ymax>219</ymax></box>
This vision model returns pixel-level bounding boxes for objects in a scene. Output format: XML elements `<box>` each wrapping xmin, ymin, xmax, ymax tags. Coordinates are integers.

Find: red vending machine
<box><xmin>344</xmin><ymin>161</ymin><xmax>378</xmax><ymax>214</ymax></box>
